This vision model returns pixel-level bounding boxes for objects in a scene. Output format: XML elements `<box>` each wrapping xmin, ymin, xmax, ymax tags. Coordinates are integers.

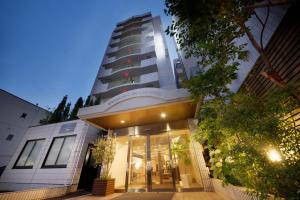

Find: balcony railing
<box><xmin>118</xmin><ymin>36</ymin><xmax>141</xmax><ymax>48</ymax></box>
<box><xmin>111</xmin><ymin>62</ymin><xmax>140</xmax><ymax>72</ymax></box>
<box><xmin>107</xmin><ymin>76</ymin><xmax>140</xmax><ymax>89</ymax></box>
<box><xmin>109</xmin><ymin>47</ymin><xmax>140</xmax><ymax>59</ymax></box>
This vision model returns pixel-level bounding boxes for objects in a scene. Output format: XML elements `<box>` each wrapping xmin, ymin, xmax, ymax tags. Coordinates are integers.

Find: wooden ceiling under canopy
<box><xmin>85</xmin><ymin>100</ymin><xmax>196</xmax><ymax>130</ymax></box>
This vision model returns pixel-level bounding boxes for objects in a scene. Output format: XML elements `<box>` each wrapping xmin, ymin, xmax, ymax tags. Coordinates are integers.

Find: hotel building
<box><xmin>77</xmin><ymin>12</ymin><xmax>210</xmax><ymax>192</ymax></box>
<box><xmin>1</xmin><ymin>4</ymin><xmax>297</xmax><ymax>197</ymax></box>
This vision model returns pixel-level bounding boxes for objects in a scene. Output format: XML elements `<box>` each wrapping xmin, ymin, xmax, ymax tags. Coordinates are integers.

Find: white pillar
<box><xmin>188</xmin><ymin>118</ymin><xmax>214</xmax><ymax>192</ymax></box>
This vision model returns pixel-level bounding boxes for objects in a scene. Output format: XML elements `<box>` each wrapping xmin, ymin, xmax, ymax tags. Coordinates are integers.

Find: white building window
<box><xmin>14</xmin><ymin>139</ymin><xmax>45</xmax><ymax>169</ymax></box>
<box><xmin>42</xmin><ymin>135</ymin><xmax>76</xmax><ymax>168</ymax></box>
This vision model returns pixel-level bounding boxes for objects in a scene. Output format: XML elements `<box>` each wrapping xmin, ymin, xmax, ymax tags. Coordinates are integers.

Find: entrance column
<box><xmin>146</xmin><ymin>134</ymin><xmax>152</xmax><ymax>191</ymax></box>
<box><xmin>167</xmin><ymin>131</ymin><xmax>177</xmax><ymax>191</ymax></box>
<box><xmin>125</xmin><ymin>136</ymin><xmax>131</xmax><ymax>192</ymax></box>
<box><xmin>188</xmin><ymin>119</ymin><xmax>214</xmax><ymax>192</ymax></box>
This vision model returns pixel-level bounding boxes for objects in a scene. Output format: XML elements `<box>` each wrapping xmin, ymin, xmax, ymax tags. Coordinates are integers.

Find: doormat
<box><xmin>111</xmin><ymin>192</ymin><xmax>175</xmax><ymax>200</ymax></box>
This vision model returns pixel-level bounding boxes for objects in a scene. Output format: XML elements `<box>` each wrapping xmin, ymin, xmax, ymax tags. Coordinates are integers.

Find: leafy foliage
<box><xmin>194</xmin><ymin>90</ymin><xmax>300</xmax><ymax>199</ymax></box>
<box><xmin>92</xmin><ymin>133</ymin><xmax>116</xmax><ymax>180</ymax></box>
<box><xmin>48</xmin><ymin>95</ymin><xmax>68</xmax><ymax>123</ymax></box>
<box><xmin>171</xmin><ymin>137</ymin><xmax>191</xmax><ymax>173</ymax></box>
<box><xmin>84</xmin><ymin>95</ymin><xmax>94</xmax><ymax>107</ymax></box>
<box><xmin>164</xmin><ymin>0</ymin><xmax>256</xmax><ymax>98</ymax></box>
<box><xmin>63</xmin><ymin>102</ymin><xmax>71</xmax><ymax>121</ymax></box>
<box><xmin>69</xmin><ymin>97</ymin><xmax>84</xmax><ymax>120</ymax></box>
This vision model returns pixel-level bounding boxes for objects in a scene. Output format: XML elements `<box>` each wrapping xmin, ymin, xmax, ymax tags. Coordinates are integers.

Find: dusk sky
<box><xmin>0</xmin><ymin>0</ymin><xmax>177</xmax><ymax>110</ymax></box>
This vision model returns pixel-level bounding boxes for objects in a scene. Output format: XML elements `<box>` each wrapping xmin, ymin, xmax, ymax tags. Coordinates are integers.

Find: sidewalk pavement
<box><xmin>65</xmin><ymin>192</ymin><xmax>226</xmax><ymax>200</ymax></box>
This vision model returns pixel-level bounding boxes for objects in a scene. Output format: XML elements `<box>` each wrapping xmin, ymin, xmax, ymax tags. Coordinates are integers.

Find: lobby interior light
<box><xmin>267</xmin><ymin>149</ymin><xmax>282</xmax><ymax>162</ymax></box>
<box><xmin>120</xmin><ymin>120</ymin><xmax>125</xmax><ymax>124</ymax></box>
<box><xmin>161</xmin><ymin>113</ymin><xmax>166</xmax><ymax>118</ymax></box>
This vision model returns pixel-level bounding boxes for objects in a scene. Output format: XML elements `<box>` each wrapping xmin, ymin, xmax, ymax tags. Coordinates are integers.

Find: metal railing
<box><xmin>107</xmin><ymin>76</ymin><xmax>140</xmax><ymax>89</ymax></box>
<box><xmin>118</xmin><ymin>36</ymin><xmax>141</xmax><ymax>48</ymax></box>
<box><xmin>111</xmin><ymin>63</ymin><xmax>140</xmax><ymax>72</ymax></box>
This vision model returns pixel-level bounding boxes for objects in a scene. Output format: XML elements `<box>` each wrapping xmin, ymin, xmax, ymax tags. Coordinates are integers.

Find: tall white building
<box><xmin>90</xmin><ymin>12</ymin><xmax>176</xmax><ymax>104</ymax></box>
<box><xmin>78</xmin><ymin>12</ymin><xmax>211</xmax><ymax>192</ymax></box>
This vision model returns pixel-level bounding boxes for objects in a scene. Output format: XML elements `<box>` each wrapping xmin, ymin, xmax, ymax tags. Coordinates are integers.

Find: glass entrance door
<box><xmin>127</xmin><ymin>135</ymin><xmax>147</xmax><ymax>192</ymax></box>
<box><xmin>126</xmin><ymin>132</ymin><xmax>176</xmax><ymax>192</ymax></box>
<box><xmin>150</xmin><ymin>133</ymin><xmax>175</xmax><ymax>191</ymax></box>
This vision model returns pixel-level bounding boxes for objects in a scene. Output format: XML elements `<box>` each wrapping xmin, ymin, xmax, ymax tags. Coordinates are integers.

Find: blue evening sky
<box><xmin>0</xmin><ymin>0</ymin><xmax>177</xmax><ymax>111</ymax></box>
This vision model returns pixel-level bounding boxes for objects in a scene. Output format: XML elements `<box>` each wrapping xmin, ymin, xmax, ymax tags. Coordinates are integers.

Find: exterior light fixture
<box><xmin>267</xmin><ymin>149</ymin><xmax>282</xmax><ymax>162</ymax></box>
<box><xmin>161</xmin><ymin>113</ymin><xmax>166</xmax><ymax>118</ymax></box>
<box><xmin>120</xmin><ymin>120</ymin><xmax>125</xmax><ymax>124</ymax></box>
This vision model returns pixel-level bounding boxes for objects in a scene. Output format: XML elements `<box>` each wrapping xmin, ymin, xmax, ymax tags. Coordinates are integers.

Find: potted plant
<box><xmin>91</xmin><ymin>132</ymin><xmax>116</xmax><ymax>196</ymax></box>
<box><xmin>171</xmin><ymin>137</ymin><xmax>192</xmax><ymax>188</ymax></box>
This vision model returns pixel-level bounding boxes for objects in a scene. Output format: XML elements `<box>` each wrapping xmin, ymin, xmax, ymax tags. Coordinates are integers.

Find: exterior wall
<box><xmin>0</xmin><ymin>120</ymin><xmax>99</xmax><ymax>191</ymax></box>
<box><xmin>0</xmin><ymin>185</ymin><xmax>77</xmax><ymax>200</ymax></box>
<box><xmin>0</xmin><ymin>89</ymin><xmax>49</xmax><ymax>168</ymax></box>
<box><xmin>152</xmin><ymin>16</ymin><xmax>176</xmax><ymax>90</ymax></box>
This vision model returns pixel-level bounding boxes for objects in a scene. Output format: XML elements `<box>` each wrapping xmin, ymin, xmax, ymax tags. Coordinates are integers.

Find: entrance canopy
<box><xmin>78</xmin><ymin>88</ymin><xmax>196</xmax><ymax>130</ymax></box>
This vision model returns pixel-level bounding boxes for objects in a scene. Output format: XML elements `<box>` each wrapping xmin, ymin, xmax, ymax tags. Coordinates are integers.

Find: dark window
<box><xmin>6</xmin><ymin>134</ymin><xmax>14</xmax><ymax>141</ymax></box>
<box><xmin>21</xmin><ymin>113</ymin><xmax>27</xmax><ymax>118</ymax></box>
<box><xmin>42</xmin><ymin>135</ymin><xmax>76</xmax><ymax>168</ymax></box>
<box><xmin>13</xmin><ymin>139</ymin><xmax>45</xmax><ymax>169</ymax></box>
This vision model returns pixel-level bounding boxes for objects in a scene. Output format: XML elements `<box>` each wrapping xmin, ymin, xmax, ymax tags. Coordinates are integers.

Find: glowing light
<box><xmin>267</xmin><ymin>149</ymin><xmax>282</xmax><ymax>162</ymax></box>
<box><xmin>120</xmin><ymin>120</ymin><xmax>125</xmax><ymax>124</ymax></box>
<box><xmin>161</xmin><ymin>113</ymin><xmax>166</xmax><ymax>118</ymax></box>
<box><xmin>135</xmin><ymin>159</ymin><xmax>142</xmax><ymax>169</ymax></box>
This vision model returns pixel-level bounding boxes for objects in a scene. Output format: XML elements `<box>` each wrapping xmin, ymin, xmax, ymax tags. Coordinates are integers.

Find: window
<box><xmin>14</xmin><ymin>139</ymin><xmax>45</xmax><ymax>169</ymax></box>
<box><xmin>59</xmin><ymin>123</ymin><xmax>76</xmax><ymax>133</ymax></box>
<box><xmin>6</xmin><ymin>134</ymin><xmax>14</xmax><ymax>141</ymax></box>
<box><xmin>21</xmin><ymin>113</ymin><xmax>27</xmax><ymax>118</ymax></box>
<box><xmin>42</xmin><ymin>135</ymin><xmax>76</xmax><ymax>168</ymax></box>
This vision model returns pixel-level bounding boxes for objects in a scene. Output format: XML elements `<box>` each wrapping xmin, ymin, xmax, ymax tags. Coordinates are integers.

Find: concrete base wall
<box><xmin>0</xmin><ymin>185</ymin><xmax>77</xmax><ymax>200</ymax></box>
<box><xmin>212</xmin><ymin>179</ymin><xmax>258</xmax><ymax>200</ymax></box>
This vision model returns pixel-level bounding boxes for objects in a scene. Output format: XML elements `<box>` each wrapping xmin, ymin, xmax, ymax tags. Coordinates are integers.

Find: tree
<box><xmin>84</xmin><ymin>95</ymin><xmax>91</xmax><ymax>107</ymax></box>
<box><xmin>69</xmin><ymin>97</ymin><xmax>84</xmax><ymax>120</ymax></box>
<box><xmin>48</xmin><ymin>95</ymin><xmax>68</xmax><ymax>123</ymax></box>
<box><xmin>94</xmin><ymin>96</ymin><xmax>101</xmax><ymax>105</ymax></box>
<box><xmin>193</xmin><ymin>90</ymin><xmax>300</xmax><ymax>199</ymax></box>
<box><xmin>84</xmin><ymin>95</ymin><xmax>94</xmax><ymax>107</ymax></box>
<box><xmin>92</xmin><ymin>133</ymin><xmax>116</xmax><ymax>180</ymax></box>
<box><xmin>63</xmin><ymin>103</ymin><xmax>71</xmax><ymax>121</ymax></box>
<box><xmin>164</xmin><ymin>0</ymin><xmax>299</xmax><ymax>101</ymax></box>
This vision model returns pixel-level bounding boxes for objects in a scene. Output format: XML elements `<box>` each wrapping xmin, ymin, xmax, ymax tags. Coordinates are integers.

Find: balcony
<box><xmin>93</xmin><ymin>72</ymin><xmax>159</xmax><ymax>99</ymax></box>
<box><xmin>99</xmin><ymin>57</ymin><xmax>158</xmax><ymax>81</ymax></box>
<box><xmin>103</xmin><ymin>45</ymin><xmax>156</xmax><ymax>65</ymax></box>
<box><xmin>107</xmin><ymin>40</ymin><xmax>154</xmax><ymax>58</ymax></box>
<box><xmin>114</xmin><ymin>16</ymin><xmax>152</xmax><ymax>32</ymax></box>
<box><xmin>110</xmin><ymin>35</ymin><xmax>140</xmax><ymax>48</ymax></box>
<box><xmin>108</xmin><ymin>45</ymin><xmax>141</xmax><ymax>59</ymax></box>
<box><xmin>112</xmin><ymin>22</ymin><xmax>153</xmax><ymax>40</ymax></box>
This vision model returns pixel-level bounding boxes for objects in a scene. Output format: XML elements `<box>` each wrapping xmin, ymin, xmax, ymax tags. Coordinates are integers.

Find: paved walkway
<box><xmin>66</xmin><ymin>192</ymin><xmax>226</xmax><ymax>200</ymax></box>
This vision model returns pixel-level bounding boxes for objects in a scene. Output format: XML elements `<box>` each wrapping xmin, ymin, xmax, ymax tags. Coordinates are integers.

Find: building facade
<box><xmin>78</xmin><ymin>12</ymin><xmax>212</xmax><ymax>192</ymax></box>
<box><xmin>0</xmin><ymin>120</ymin><xmax>99</xmax><ymax>191</ymax></box>
<box><xmin>0</xmin><ymin>89</ymin><xmax>49</xmax><ymax>176</ymax></box>
<box><xmin>1</xmin><ymin>5</ymin><xmax>293</xmax><ymax>194</ymax></box>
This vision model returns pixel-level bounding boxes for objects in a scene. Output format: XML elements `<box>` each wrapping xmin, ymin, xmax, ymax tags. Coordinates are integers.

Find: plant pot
<box><xmin>92</xmin><ymin>178</ymin><xmax>115</xmax><ymax>196</ymax></box>
<box><xmin>181</xmin><ymin>174</ymin><xmax>192</xmax><ymax>188</ymax></box>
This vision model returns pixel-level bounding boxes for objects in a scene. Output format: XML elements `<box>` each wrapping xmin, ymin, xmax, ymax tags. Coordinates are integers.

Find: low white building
<box><xmin>0</xmin><ymin>120</ymin><xmax>99</xmax><ymax>191</ymax></box>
